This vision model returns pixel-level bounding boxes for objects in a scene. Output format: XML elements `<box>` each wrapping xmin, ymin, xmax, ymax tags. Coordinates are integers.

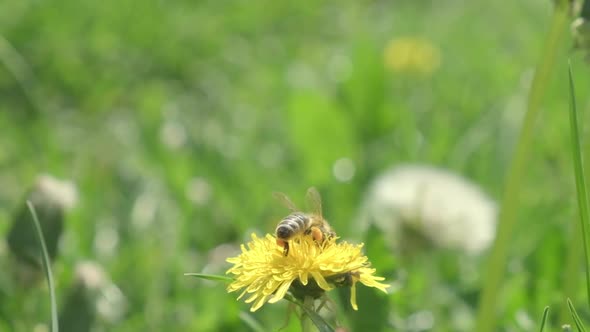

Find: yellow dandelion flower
<box><xmin>226</xmin><ymin>233</ymin><xmax>389</xmax><ymax>312</ymax></box>
<box><xmin>383</xmin><ymin>37</ymin><xmax>441</xmax><ymax>75</ymax></box>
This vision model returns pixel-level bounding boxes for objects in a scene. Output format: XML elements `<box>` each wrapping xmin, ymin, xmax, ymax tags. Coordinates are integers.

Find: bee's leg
<box><xmin>276</xmin><ymin>238</ymin><xmax>289</xmax><ymax>256</ymax></box>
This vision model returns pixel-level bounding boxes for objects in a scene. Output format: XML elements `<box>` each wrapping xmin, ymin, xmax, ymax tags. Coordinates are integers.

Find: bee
<box><xmin>274</xmin><ymin>187</ymin><xmax>335</xmax><ymax>256</ymax></box>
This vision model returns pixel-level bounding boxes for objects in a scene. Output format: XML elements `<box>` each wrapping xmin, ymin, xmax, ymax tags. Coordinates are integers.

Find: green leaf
<box><xmin>184</xmin><ymin>273</ymin><xmax>234</xmax><ymax>283</ymax></box>
<box><xmin>567</xmin><ymin>298</ymin><xmax>587</xmax><ymax>332</ymax></box>
<box><xmin>568</xmin><ymin>60</ymin><xmax>590</xmax><ymax>309</ymax></box>
<box><xmin>539</xmin><ymin>306</ymin><xmax>550</xmax><ymax>332</ymax></box>
<box><xmin>27</xmin><ymin>201</ymin><xmax>59</xmax><ymax>332</ymax></box>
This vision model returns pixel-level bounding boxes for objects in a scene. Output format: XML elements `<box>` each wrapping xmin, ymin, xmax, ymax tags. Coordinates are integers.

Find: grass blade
<box><xmin>568</xmin><ymin>61</ymin><xmax>590</xmax><ymax>308</ymax></box>
<box><xmin>0</xmin><ymin>34</ymin><xmax>42</xmax><ymax>113</ymax></box>
<box><xmin>474</xmin><ymin>5</ymin><xmax>571</xmax><ymax>332</ymax></box>
<box><xmin>284</xmin><ymin>293</ymin><xmax>335</xmax><ymax>332</ymax></box>
<box><xmin>539</xmin><ymin>306</ymin><xmax>550</xmax><ymax>332</ymax></box>
<box><xmin>183</xmin><ymin>273</ymin><xmax>234</xmax><ymax>283</ymax></box>
<box><xmin>27</xmin><ymin>201</ymin><xmax>58</xmax><ymax>332</ymax></box>
<box><xmin>567</xmin><ymin>298</ymin><xmax>587</xmax><ymax>332</ymax></box>
<box><xmin>238</xmin><ymin>312</ymin><xmax>267</xmax><ymax>332</ymax></box>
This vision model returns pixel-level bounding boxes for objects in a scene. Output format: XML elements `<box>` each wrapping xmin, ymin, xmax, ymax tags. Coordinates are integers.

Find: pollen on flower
<box><xmin>225</xmin><ymin>233</ymin><xmax>389</xmax><ymax>312</ymax></box>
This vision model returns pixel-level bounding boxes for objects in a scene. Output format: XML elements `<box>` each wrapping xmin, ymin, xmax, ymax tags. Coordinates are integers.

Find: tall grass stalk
<box><xmin>562</xmin><ymin>221</ymin><xmax>585</xmax><ymax>324</ymax></box>
<box><xmin>539</xmin><ymin>306</ymin><xmax>550</xmax><ymax>332</ymax></box>
<box><xmin>27</xmin><ymin>201</ymin><xmax>59</xmax><ymax>332</ymax></box>
<box><xmin>474</xmin><ymin>4</ymin><xmax>571</xmax><ymax>332</ymax></box>
<box><xmin>560</xmin><ymin>34</ymin><xmax>590</xmax><ymax>332</ymax></box>
<box><xmin>567</xmin><ymin>298</ymin><xmax>587</xmax><ymax>331</ymax></box>
<box><xmin>567</xmin><ymin>61</ymin><xmax>590</xmax><ymax>308</ymax></box>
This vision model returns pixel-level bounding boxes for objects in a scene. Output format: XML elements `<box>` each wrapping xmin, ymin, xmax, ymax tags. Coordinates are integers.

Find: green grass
<box><xmin>0</xmin><ymin>0</ymin><xmax>589</xmax><ymax>331</ymax></box>
<box><xmin>568</xmin><ymin>298</ymin><xmax>587</xmax><ymax>332</ymax></box>
<box><xmin>27</xmin><ymin>201</ymin><xmax>58</xmax><ymax>332</ymax></box>
<box><xmin>539</xmin><ymin>306</ymin><xmax>550</xmax><ymax>332</ymax></box>
<box><xmin>475</xmin><ymin>4</ymin><xmax>571</xmax><ymax>331</ymax></box>
<box><xmin>568</xmin><ymin>59</ymin><xmax>590</xmax><ymax>311</ymax></box>
<box><xmin>565</xmin><ymin>58</ymin><xmax>590</xmax><ymax>332</ymax></box>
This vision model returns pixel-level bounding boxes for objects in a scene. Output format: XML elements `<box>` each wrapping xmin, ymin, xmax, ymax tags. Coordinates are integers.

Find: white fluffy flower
<box><xmin>35</xmin><ymin>174</ymin><xmax>78</xmax><ymax>210</ymax></box>
<box><xmin>72</xmin><ymin>261</ymin><xmax>127</xmax><ymax>323</ymax></box>
<box><xmin>358</xmin><ymin>165</ymin><xmax>497</xmax><ymax>254</ymax></box>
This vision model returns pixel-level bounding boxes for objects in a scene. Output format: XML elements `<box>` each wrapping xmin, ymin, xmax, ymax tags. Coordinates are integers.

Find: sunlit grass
<box><xmin>475</xmin><ymin>3</ymin><xmax>571</xmax><ymax>331</ymax></box>
<box><xmin>568</xmin><ymin>59</ymin><xmax>590</xmax><ymax>310</ymax></box>
<box><xmin>1</xmin><ymin>0</ymin><xmax>589</xmax><ymax>331</ymax></box>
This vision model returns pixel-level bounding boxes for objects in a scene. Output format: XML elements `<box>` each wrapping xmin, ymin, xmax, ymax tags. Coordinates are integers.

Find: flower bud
<box><xmin>6</xmin><ymin>175</ymin><xmax>77</xmax><ymax>284</ymax></box>
<box><xmin>59</xmin><ymin>261</ymin><xmax>127</xmax><ymax>331</ymax></box>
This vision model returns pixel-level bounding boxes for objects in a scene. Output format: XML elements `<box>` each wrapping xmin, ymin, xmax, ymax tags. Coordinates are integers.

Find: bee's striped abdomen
<box><xmin>275</xmin><ymin>212</ymin><xmax>310</xmax><ymax>240</ymax></box>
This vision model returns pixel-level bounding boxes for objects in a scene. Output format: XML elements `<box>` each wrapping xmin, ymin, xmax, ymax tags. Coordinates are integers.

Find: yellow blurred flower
<box><xmin>384</xmin><ymin>37</ymin><xmax>441</xmax><ymax>75</ymax></box>
<box><xmin>226</xmin><ymin>233</ymin><xmax>389</xmax><ymax>312</ymax></box>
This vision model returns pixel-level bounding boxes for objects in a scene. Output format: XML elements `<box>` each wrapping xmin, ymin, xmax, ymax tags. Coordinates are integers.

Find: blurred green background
<box><xmin>0</xmin><ymin>0</ymin><xmax>589</xmax><ymax>331</ymax></box>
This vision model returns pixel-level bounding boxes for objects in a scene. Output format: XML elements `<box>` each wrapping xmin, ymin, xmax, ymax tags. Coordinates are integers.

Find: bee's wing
<box><xmin>272</xmin><ymin>192</ymin><xmax>299</xmax><ymax>212</ymax></box>
<box><xmin>305</xmin><ymin>187</ymin><xmax>323</xmax><ymax>218</ymax></box>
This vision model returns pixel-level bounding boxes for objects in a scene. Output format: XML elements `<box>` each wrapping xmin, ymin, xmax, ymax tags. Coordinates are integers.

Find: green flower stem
<box><xmin>301</xmin><ymin>296</ymin><xmax>315</xmax><ymax>332</ymax></box>
<box><xmin>474</xmin><ymin>3</ymin><xmax>570</xmax><ymax>332</ymax></box>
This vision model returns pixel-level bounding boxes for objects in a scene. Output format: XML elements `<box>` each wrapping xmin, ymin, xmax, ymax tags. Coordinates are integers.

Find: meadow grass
<box><xmin>475</xmin><ymin>3</ymin><xmax>571</xmax><ymax>331</ymax></box>
<box><xmin>1</xmin><ymin>0</ymin><xmax>590</xmax><ymax>331</ymax></box>
<box><xmin>27</xmin><ymin>202</ymin><xmax>58</xmax><ymax>332</ymax></box>
<box><xmin>564</xmin><ymin>59</ymin><xmax>590</xmax><ymax>332</ymax></box>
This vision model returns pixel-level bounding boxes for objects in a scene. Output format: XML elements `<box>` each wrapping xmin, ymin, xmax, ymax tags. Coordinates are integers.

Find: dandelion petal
<box><xmin>311</xmin><ymin>272</ymin><xmax>332</xmax><ymax>291</ymax></box>
<box><xmin>268</xmin><ymin>280</ymin><xmax>293</xmax><ymax>303</ymax></box>
<box><xmin>251</xmin><ymin>295</ymin><xmax>268</xmax><ymax>312</ymax></box>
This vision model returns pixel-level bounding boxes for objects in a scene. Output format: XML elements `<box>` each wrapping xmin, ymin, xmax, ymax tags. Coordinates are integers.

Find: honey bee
<box><xmin>274</xmin><ymin>187</ymin><xmax>335</xmax><ymax>256</ymax></box>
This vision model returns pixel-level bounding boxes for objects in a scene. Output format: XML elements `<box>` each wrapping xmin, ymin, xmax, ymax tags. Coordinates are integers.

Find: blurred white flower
<box><xmin>76</xmin><ymin>261</ymin><xmax>108</xmax><ymax>291</ymax></box>
<box><xmin>131</xmin><ymin>190</ymin><xmax>159</xmax><ymax>229</ymax></box>
<box><xmin>185</xmin><ymin>177</ymin><xmax>212</xmax><ymax>206</ymax></box>
<box><xmin>160</xmin><ymin>119</ymin><xmax>187</xmax><ymax>149</ymax></box>
<box><xmin>93</xmin><ymin>222</ymin><xmax>119</xmax><ymax>258</ymax></box>
<box><xmin>60</xmin><ymin>261</ymin><xmax>128</xmax><ymax>327</ymax></box>
<box><xmin>358</xmin><ymin>164</ymin><xmax>497</xmax><ymax>254</ymax></box>
<box><xmin>333</xmin><ymin>157</ymin><xmax>356</xmax><ymax>182</ymax></box>
<box><xmin>35</xmin><ymin>174</ymin><xmax>78</xmax><ymax>210</ymax></box>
